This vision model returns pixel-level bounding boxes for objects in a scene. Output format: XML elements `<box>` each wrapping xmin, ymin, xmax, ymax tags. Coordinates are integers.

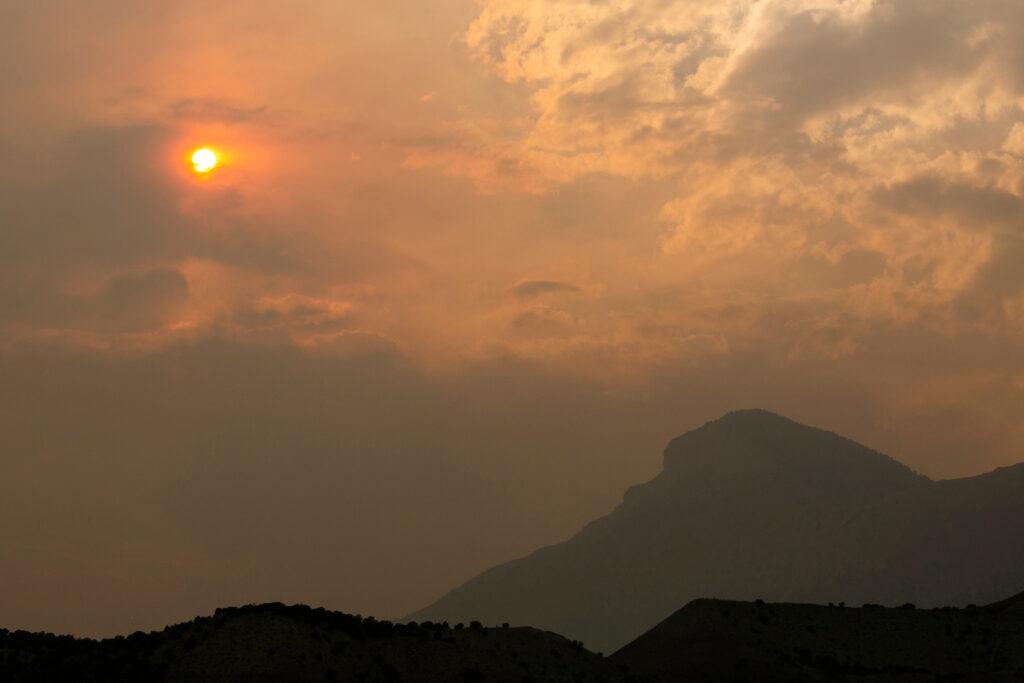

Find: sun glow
<box><xmin>191</xmin><ymin>148</ymin><xmax>218</xmax><ymax>174</ymax></box>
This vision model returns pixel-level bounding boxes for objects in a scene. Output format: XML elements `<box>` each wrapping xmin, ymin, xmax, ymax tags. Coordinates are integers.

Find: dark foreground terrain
<box><xmin>615</xmin><ymin>591</ymin><xmax>1024</xmax><ymax>681</ymax></box>
<box><xmin>0</xmin><ymin>603</ymin><xmax>629</xmax><ymax>683</ymax></box>
<box><xmin>5</xmin><ymin>594</ymin><xmax>1024</xmax><ymax>682</ymax></box>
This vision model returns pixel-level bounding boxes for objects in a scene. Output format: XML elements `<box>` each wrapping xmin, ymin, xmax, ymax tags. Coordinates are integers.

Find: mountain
<box><xmin>0</xmin><ymin>603</ymin><xmax>631</xmax><ymax>683</ymax></box>
<box><xmin>410</xmin><ymin>409</ymin><xmax>1024</xmax><ymax>653</ymax></box>
<box><xmin>611</xmin><ymin>593</ymin><xmax>1024</xmax><ymax>681</ymax></box>
<box><xmin>989</xmin><ymin>590</ymin><xmax>1024</xmax><ymax>616</ymax></box>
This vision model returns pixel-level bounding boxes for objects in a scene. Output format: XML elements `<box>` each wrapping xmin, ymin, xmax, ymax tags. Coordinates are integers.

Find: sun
<box><xmin>191</xmin><ymin>148</ymin><xmax>218</xmax><ymax>174</ymax></box>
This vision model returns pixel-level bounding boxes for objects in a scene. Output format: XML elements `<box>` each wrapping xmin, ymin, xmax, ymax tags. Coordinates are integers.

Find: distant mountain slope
<box><xmin>612</xmin><ymin>594</ymin><xmax>1024</xmax><ymax>682</ymax></box>
<box><xmin>410</xmin><ymin>409</ymin><xmax>1024</xmax><ymax>653</ymax></box>
<box><xmin>989</xmin><ymin>590</ymin><xmax>1024</xmax><ymax>616</ymax></box>
<box><xmin>0</xmin><ymin>603</ymin><xmax>629</xmax><ymax>683</ymax></box>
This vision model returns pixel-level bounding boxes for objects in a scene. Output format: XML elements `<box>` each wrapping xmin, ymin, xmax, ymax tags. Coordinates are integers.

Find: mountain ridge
<box><xmin>411</xmin><ymin>409</ymin><xmax>1024</xmax><ymax>653</ymax></box>
<box><xmin>8</xmin><ymin>593</ymin><xmax>1024</xmax><ymax>682</ymax></box>
<box><xmin>0</xmin><ymin>603</ymin><xmax>630</xmax><ymax>682</ymax></box>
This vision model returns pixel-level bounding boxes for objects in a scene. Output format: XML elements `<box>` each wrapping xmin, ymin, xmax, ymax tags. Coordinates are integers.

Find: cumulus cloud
<box><xmin>452</xmin><ymin>0</ymin><xmax>1024</xmax><ymax>342</ymax></box>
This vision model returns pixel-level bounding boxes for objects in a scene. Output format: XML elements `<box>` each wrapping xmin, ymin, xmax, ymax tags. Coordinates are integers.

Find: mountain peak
<box><xmin>672</xmin><ymin>408</ymin><xmax>843</xmax><ymax>449</ymax></box>
<box><xmin>716</xmin><ymin>407</ymin><xmax>793</xmax><ymax>423</ymax></box>
<box><xmin>662</xmin><ymin>409</ymin><xmax>924</xmax><ymax>485</ymax></box>
<box><xmin>695</xmin><ymin>408</ymin><xmax>814</xmax><ymax>439</ymax></box>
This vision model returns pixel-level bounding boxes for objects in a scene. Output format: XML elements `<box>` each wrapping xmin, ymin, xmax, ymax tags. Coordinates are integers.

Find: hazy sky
<box><xmin>2</xmin><ymin>0</ymin><xmax>1024</xmax><ymax>636</ymax></box>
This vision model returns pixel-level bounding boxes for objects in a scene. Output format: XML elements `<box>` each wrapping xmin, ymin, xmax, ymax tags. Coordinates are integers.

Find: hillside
<box><xmin>8</xmin><ymin>595</ymin><xmax>1024</xmax><ymax>682</ymax></box>
<box><xmin>0</xmin><ymin>603</ymin><xmax>631</xmax><ymax>683</ymax></box>
<box><xmin>411</xmin><ymin>409</ymin><xmax>1024</xmax><ymax>652</ymax></box>
<box><xmin>612</xmin><ymin>593</ymin><xmax>1024</xmax><ymax>681</ymax></box>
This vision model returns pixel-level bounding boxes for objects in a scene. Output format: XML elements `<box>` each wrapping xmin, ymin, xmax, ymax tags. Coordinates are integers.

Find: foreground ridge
<box><xmin>613</xmin><ymin>591</ymin><xmax>1024</xmax><ymax>681</ymax></box>
<box><xmin>6</xmin><ymin>593</ymin><xmax>1024</xmax><ymax>682</ymax></box>
<box><xmin>0</xmin><ymin>603</ymin><xmax>628</xmax><ymax>683</ymax></box>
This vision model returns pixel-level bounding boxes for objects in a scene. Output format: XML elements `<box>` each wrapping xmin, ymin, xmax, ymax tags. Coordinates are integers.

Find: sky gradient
<box><xmin>2</xmin><ymin>0</ymin><xmax>1023</xmax><ymax>636</ymax></box>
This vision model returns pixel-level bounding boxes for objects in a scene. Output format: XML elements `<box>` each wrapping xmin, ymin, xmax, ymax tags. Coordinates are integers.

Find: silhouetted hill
<box><xmin>0</xmin><ymin>603</ymin><xmax>631</xmax><ymax>682</ymax></box>
<box><xmin>612</xmin><ymin>593</ymin><xmax>1024</xmax><ymax>681</ymax></box>
<box><xmin>411</xmin><ymin>409</ymin><xmax>1024</xmax><ymax>652</ymax></box>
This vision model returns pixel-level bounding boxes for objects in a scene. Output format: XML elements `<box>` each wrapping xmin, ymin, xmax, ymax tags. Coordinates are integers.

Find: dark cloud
<box><xmin>721</xmin><ymin>2</ymin><xmax>1007</xmax><ymax>124</ymax></box>
<box><xmin>94</xmin><ymin>267</ymin><xmax>189</xmax><ymax>331</ymax></box>
<box><xmin>0</xmin><ymin>125</ymin><xmax>185</xmax><ymax>268</ymax></box>
<box><xmin>508</xmin><ymin>308</ymin><xmax>576</xmax><ymax>338</ymax></box>
<box><xmin>952</xmin><ymin>233</ymin><xmax>1024</xmax><ymax>323</ymax></box>
<box><xmin>0</xmin><ymin>125</ymin><xmax>312</xmax><ymax>274</ymax></box>
<box><xmin>0</xmin><ymin>265</ymin><xmax>188</xmax><ymax>332</ymax></box>
<box><xmin>795</xmin><ymin>249</ymin><xmax>888</xmax><ymax>289</ymax></box>
<box><xmin>874</xmin><ymin>175</ymin><xmax>1024</xmax><ymax>230</ymax></box>
<box><xmin>229</xmin><ymin>296</ymin><xmax>358</xmax><ymax>342</ymax></box>
<box><xmin>511</xmin><ymin>279</ymin><xmax>581</xmax><ymax>299</ymax></box>
<box><xmin>168</xmin><ymin>98</ymin><xmax>269</xmax><ymax>122</ymax></box>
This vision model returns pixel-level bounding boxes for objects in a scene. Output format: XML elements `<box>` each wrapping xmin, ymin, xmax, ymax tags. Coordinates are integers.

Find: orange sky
<box><xmin>2</xmin><ymin>0</ymin><xmax>1024</xmax><ymax>637</ymax></box>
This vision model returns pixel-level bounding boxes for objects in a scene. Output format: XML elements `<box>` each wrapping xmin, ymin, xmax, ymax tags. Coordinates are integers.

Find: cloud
<box><xmin>511</xmin><ymin>279</ymin><xmax>581</xmax><ymax>299</ymax></box>
<box><xmin>168</xmin><ymin>98</ymin><xmax>269</xmax><ymax>122</ymax></box>
<box><xmin>508</xmin><ymin>307</ymin><xmax>577</xmax><ymax>337</ymax></box>
<box><xmin>0</xmin><ymin>126</ymin><xmax>184</xmax><ymax>268</ymax></box>
<box><xmin>873</xmin><ymin>175</ymin><xmax>1024</xmax><ymax>230</ymax></box>
<box><xmin>93</xmin><ymin>267</ymin><xmax>189</xmax><ymax>331</ymax></box>
<box><xmin>453</xmin><ymin>0</ymin><xmax>1024</xmax><ymax>340</ymax></box>
<box><xmin>0</xmin><ymin>125</ymin><xmax>328</xmax><ymax>276</ymax></box>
